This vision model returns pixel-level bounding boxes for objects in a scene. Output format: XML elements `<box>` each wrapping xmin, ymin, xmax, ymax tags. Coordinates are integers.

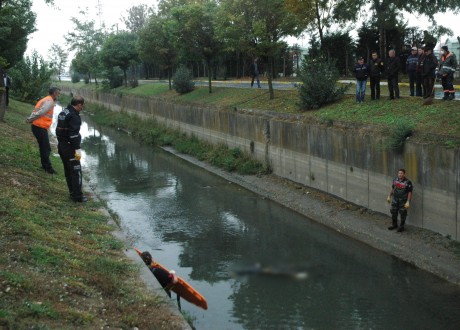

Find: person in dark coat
<box><xmin>249</xmin><ymin>58</ymin><xmax>261</xmax><ymax>88</ymax></box>
<box><xmin>354</xmin><ymin>57</ymin><xmax>369</xmax><ymax>103</ymax></box>
<box><xmin>420</xmin><ymin>44</ymin><xmax>438</xmax><ymax>99</ymax></box>
<box><xmin>386</xmin><ymin>49</ymin><xmax>401</xmax><ymax>99</ymax></box>
<box><xmin>369</xmin><ymin>52</ymin><xmax>384</xmax><ymax>100</ymax></box>
<box><xmin>55</xmin><ymin>96</ymin><xmax>88</xmax><ymax>202</ymax></box>
<box><xmin>406</xmin><ymin>47</ymin><xmax>419</xmax><ymax>96</ymax></box>
<box><xmin>415</xmin><ymin>48</ymin><xmax>424</xmax><ymax>97</ymax></box>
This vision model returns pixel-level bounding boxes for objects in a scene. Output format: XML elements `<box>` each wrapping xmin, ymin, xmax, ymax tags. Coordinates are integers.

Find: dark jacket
<box><xmin>55</xmin><ymin>105</ymin><xmax>82</xmax><ymax>150</ymax></box>
<box><xmin>392</xmin><ymin>177</ymin><xmax>413</xmax><ymax>200</ymax></box>
<box><xmin>354</xmin><ymin>63</ymin><xmax>369</xmax><ymax>81</ymax></box>
<box><xmin>421</xmin><ymin>53</ymin><xmax>438</xmax><ymax>78</ymax></box>
<box><xmin>406</xmin><ymin>54</ymin><xmax>418</xmax><ymax>73</ymax></box>
<box><xmin>386</xmin><ymin>56</ymin><xmax>401</xmax><ymax>77</ymax></box>
<box><xmin>369</xmin><ymin>58</ymin><xmax>384</xmax><ymax>77</ymax></box>
<box><xmin>439</xmin><ymin>52</ymin><xmax>458</xmax><ymax>75</ymax></box>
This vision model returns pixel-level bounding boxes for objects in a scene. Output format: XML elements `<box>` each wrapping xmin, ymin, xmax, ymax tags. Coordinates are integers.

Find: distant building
<box><xmin>441</xmin><ymin>38</ymin><xmax>460</xmax><ymax>78</ymax></box>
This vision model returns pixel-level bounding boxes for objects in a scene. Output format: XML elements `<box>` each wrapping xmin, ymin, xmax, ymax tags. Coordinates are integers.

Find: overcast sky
<box><xmin>27</xmin><ymin>0</ymin><xmax>460</xmax><ymax>64</ymax></box>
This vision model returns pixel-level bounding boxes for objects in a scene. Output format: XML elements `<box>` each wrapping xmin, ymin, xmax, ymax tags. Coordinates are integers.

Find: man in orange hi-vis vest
<box><xmin>26</xmin><ymin>87</ymin><xmax>61</xmax><ymax>174</ymax></box>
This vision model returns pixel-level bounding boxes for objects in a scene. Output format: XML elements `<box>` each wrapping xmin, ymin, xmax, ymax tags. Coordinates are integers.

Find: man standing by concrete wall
<box><xmin>387</xmin><ymin>169</ymin><xmax>413</xmax><ymax>233</ymax></box>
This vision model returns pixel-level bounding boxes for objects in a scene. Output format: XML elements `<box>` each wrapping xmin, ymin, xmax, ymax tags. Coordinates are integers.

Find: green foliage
<box><xmin>0</xmin><ymin>0</ymin><xmax>36</xmax><ymax>69</ymax></box>
<box><xmin>100</xmin><ymin>32</ymin><xmax>139</xmax><ymax>86</ymax></box>
<box><xmin>103</xmin><ymin>67</ymin><xmax>124</xmax><ymax>89</ymax></box>
<box><xmin>173</xmin><ymin>65</ymin><xmax>195</xmax><ymax>94</ymax></box>
<box><xmin>8</xmin><ymin>51</ymin><xmax>53</xmax><ymax>103</ymax></box>
<box><xmin>71</xmin><ymin>72</ymin><xmax>81</xmax><ymax>83</ymax></box>
<box><xmin>384</xmin><ymin>118</ymin><xmax>415</xmax><ymax>151</ymax></box>
<box><xmin>129</xmin><ymin>79</ymin><xmax>139</xmax><ymax>88</ymax></box>
<box><xmin>297</xmin><ymin>57</ymin><xmax>349</xmax><ymax>110</ymax></box>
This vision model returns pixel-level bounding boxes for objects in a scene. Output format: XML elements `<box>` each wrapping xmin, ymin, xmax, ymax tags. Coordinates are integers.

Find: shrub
<box><xmin>129</xmin><ymin>79</ymin><xmax>139</xmax><ymax>88</ymax></box>
<box><xmin>71</xmin><ymin>72</ymin><xmax>81</xmax><ymax>83</ymax></box>
<box><xmin>297</xmin><ymin>57</ymin><xmax>349</xmax><ymax>111</ymax></box>
<box><xmin>385</xmin><ymin>118</ymin><xmax>415</xmax><ymax>151</ymax></box>
<box><xmin>172</xmin><ymin>65</ymin><xmax>195</xmax><ymax>94</ymax></box>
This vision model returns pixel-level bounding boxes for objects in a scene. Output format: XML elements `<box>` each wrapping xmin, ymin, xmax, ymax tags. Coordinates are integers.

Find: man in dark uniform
<box><xmin>386</xmin><ymin>49</ymin><xmax>401</xmax><ymax>99</ymax></box>
<box><xmin>55</xmin><ymin>96</ymin><xmax>87</xmax><ymax>202</ymax></box>
<box><xmin>387</xmin><ymin>169</ymin><xmax>413</xmax><ymax>232</ymax></box>
<box><xmin>421</xmin><ymin>44</ymin><xmax>438</xmax><ymax>99</ymax></box>
<box><xmin>369</xmin><ymin>52</ymin><xmax>384</xmax><ymax>100</ymax></box>
<box><xmin>406</xmin><ymin>47</ymin><xmax>419</xmax><ymax>96</ymax></box>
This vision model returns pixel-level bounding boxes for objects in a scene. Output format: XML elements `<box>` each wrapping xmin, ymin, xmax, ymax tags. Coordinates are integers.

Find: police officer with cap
<box><xmin>56</xmin><ymin>96</ymin><xmax>88</xmax><ymax>202</ymax></box>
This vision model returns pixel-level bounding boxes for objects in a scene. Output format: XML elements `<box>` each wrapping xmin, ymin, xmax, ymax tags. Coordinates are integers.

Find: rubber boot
<box><xmin>397</xmin><ymin>220</ymin><xmax>405</xmax><ymax>232</ymax></box>
<box><xmin>448</xmin><ymin>93</ymin><xmax>455</xmax><ymax>101</ymax></box>
<box><xmin>442</xmin><ymin>92</ymin><xmax>449</xmax><ymax>100</ymax></box>
<box><xmin>397</xmin><ymin>213</ymin><xmax>406</xmax><ymax>232</ymax></box>
<box><xmin>388</xmin><ymin>218</ymin><xmax>398</xmax><ymax>230</ymax></box>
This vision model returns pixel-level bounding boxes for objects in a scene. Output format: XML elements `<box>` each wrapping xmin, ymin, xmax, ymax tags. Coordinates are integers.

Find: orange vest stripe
<box><xmin>32</xmin><ymin>95</ymin><xmax>55</xmax><ymax>129</ymax></box>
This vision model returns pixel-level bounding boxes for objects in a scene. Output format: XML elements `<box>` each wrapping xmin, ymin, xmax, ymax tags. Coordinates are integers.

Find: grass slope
<box><xmin>0</xmin><ymin>100</ymin><xmax>186</xmax><ymax>329</ymax></box>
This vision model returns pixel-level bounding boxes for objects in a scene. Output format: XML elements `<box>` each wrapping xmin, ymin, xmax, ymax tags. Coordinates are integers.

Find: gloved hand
<box><xmin>404</xmin><ymin>201</ymin><xmax>410</xmax><ymax>209</ymax></box>
<box><xmin>386</xmin><ymin>195</ymin><xmax>391</xmax><ymax>203</ymax></box>
<box><xmin>169</xmin><ymin>270</ymin><xmax>178</xmax><ymax>284</ymax></box>
<box><xmin>74</xmin><ymin>149</ymin><xmax>82</xmax><ymax>161</ymax></box>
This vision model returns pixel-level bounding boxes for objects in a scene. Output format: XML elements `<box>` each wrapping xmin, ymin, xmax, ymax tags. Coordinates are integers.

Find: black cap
<box><xmin>441</xmin><ymin>45</ymin><xmax>448</xmax><ymax>51</ymax></box>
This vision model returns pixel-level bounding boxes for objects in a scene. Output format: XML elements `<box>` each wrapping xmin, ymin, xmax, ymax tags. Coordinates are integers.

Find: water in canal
<box><xmin>76</xmin><ymin>116</ymin><xmax>460</xmax><ymax>330</ymax></box>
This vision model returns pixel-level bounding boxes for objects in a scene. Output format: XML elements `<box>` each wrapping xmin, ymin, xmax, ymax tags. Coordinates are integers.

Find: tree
<box><xmin>138</xmin><ymin>15</ymin><xmax>178</xmax><ymax>89</ymax></box>
<box><xmin>48</xmin><ymin>44</ymin><xmax>68</xmax><ymax>81</ymax></box>
<box><xmin>250</xmin><ymin>0</ymin><xmax>301</xmax><ymax>99</ymax></box>
<box><xmin>122</xmin><ymin>4</ymin><xmax>154</xmax><ymax>34</ymax></box>
<box><xmin>285</xmin><ymin>0</ymin><xmax>360</xmax><ymax>46</ymax></box>
<box><xmin>65</xmin><ymin>13</ymin><xmax>106</xmax><ymax>84</ymax></box>
<box><xmin>100</xmin><ymin>32</ymin><xmax>139</xmax><ymax>87</ymax></box>
<box><xmin>0</xmin><ymin>0</ymin><xmax>37</xmax><ymax>120</ymax></box>
<box><xmin>171</xmin><ymin>1</ymin><xmax>222</xmax><ymax>93</ymax></box>
<box><xmin>8</xmin><ymin>51</ymin><xmax>53</xmax><ymax>103</ymax></box>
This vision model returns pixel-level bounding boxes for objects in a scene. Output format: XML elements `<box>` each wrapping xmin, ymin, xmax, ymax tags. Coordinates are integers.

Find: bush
<box><xmin>297</xmin><ymin>57</ymin><xmax>349</xmax><ymax>110</ymax></box>
<box><xmin>8</xmin><ymin>51</ymin><xmax>53</xmax><ymax>103</ymax></box>
<box><xmin>71</xmin><ymin>72</ymin><xmax>81</xmax><ymax>83</ymax></box>
<box><xmin>172</xmin><ymin>65</ymin><xmax>195</xmax><ymax>94</ymax></box>
<box><xmin>385</xmin><ymin>118</ymin><xmax>415</xmax><ymax>151</ymax></box>
<box><xmin>129</xmin><ymin>79</ymin><xmax>139</xmax><ymax>88</ymax></box>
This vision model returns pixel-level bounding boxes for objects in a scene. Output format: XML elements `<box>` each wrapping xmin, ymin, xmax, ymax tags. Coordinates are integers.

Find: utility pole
<box><xmin>97</xmin><ymin>0</ymin><xmax>104</xmax><ymax>31</ymax></box>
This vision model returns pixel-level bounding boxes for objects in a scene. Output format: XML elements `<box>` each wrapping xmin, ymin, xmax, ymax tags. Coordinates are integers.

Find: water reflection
<box><xmin>79</xmin><ymin>115</ymin><xmax>460</xmax><ymax>330</ymax></box>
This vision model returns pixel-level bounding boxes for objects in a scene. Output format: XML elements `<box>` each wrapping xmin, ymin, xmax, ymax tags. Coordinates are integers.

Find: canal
<box><xmin>75</xmin><ymin>114</ymin><xmax>460</xmax><ymax>329</ymax></box>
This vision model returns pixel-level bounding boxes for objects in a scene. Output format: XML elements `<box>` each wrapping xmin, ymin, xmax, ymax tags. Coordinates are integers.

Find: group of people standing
<box><xmin>354</xmin><ymin>44</ymin><xmax>457</xmax><ymax>103</ymax></box>
<box><xmin>26</xmin><ymin>88</ymin><xmax>88</xmax><ymax>203</ymax></box>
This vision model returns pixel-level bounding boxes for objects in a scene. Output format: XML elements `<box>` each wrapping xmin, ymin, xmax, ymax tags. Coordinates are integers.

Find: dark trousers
<box><xmin>5</xmin><ymin>87</ymin><xmax>9</xmax><ymax>106</ymax></box>
<box><xmin>370</xmin><ymin>76</ymin><xmax>380</xmax><ymax>99</ymax></box>
<box><xmin>415</xmin><ymin>72</ymin><xmax>423</xmax><ymax>96</ymax></box>
<box><xmin>390</xmin><ymin>197</ymin><xmax>408</xmax><ymax>227</ymax></box>
<box><xmin>31</xmin><ymin>125</ymin><xmax>52</xmax><ymax>170</ymax></box>
<box><xmin>251</xmin><ymin>73</ymin><xmax>260</xmax><ymax>88</ymax></box>
<box><xmin>387</xmin><ymin>75</ymin><xmax>400</xmax><ymax>99</ymax></box>
<box><xmin>422</xmin><ymin>76</ymin><xmax>435</xmax><ymax>98</ymax></box>
<box><xmin>441</xmin><ymin>72</ymin><xmax>455</xmax><ymax>92</ymax></box>
<box><xmin>58</xmin><ymin>142</ymin><xmax>83</xmax><ymax>199</ymax></box>
<box><xmin>408</xmin><ymin>71</ymin><xmax>416</xmax><ymax>96</ymax></box>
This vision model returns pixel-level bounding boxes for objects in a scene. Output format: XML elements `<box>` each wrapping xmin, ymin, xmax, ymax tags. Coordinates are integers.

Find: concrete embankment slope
<box><xmin>62</xmin><ymin>87</ymin><xmax>460</xmax><ymax>243</ymax></box>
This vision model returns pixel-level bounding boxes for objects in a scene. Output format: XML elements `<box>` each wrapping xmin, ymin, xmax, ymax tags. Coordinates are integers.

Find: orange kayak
<box><xmin>135</xmin><ymin>248</ymin><xmax>208</xmax><ymax>310</ymax></box>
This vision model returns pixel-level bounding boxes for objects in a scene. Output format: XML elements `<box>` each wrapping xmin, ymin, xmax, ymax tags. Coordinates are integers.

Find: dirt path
<box><xmin>163</xmin><ymin>147</ymin><xmax>460</xmax><ymax>286</ymax></box>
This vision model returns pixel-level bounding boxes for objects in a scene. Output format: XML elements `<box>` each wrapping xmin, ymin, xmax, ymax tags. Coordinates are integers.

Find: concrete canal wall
<box><xmin>63</xmin><ymin>87</ymin><xmax>460</xmax><ymax>241</ymax></box>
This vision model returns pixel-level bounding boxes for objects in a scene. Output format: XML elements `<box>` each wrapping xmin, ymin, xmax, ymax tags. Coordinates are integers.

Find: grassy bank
<box><xmin>0</xmin><ymin>100</ymin><xmax>187</xmax><ymax>329</ymax></box>
<box><xmin>59</xmin><ymin>80</ymin><xmax>460</xmax><ymax>147</ymax></box>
